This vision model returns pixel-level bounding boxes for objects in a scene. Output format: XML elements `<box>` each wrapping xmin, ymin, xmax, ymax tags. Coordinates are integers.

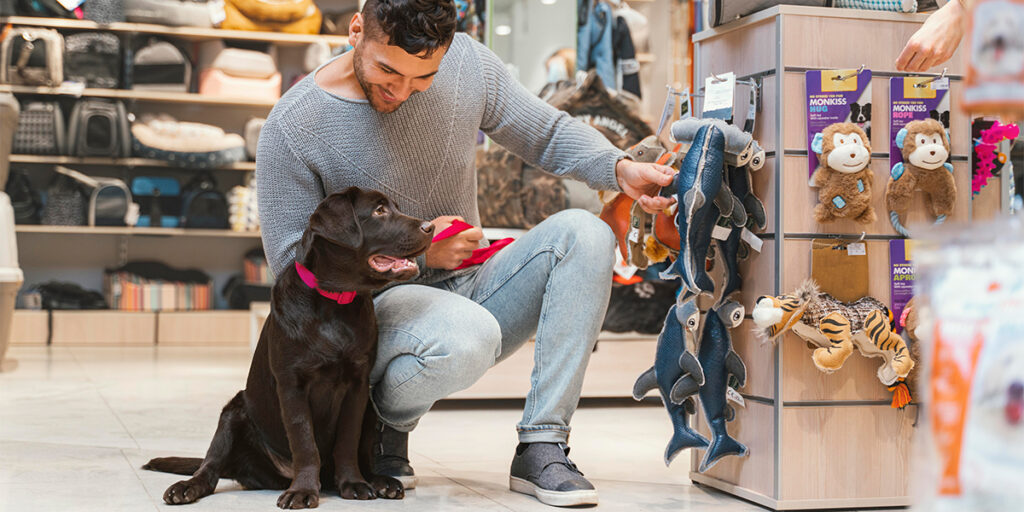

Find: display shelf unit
<box><xmin>10</xmin><ymin>154</ymin><xmax>257</xmax><ymax>170</ymax></box>
<box><xmin>687</xmin><ymin>6</ymin><xmax>985</xmax><ymax>510</ymax></box>
<box><xmin>0</xmin><ymin>16</ymin><xmax>349</xmax><ymax>46</ymax></box>
<box><xmin>14</xmin><ymin>225</ymin><xmax>527</xmax><ymax>240</ymax></box>
<box><xmin>0</xmin><ymin>84</ymin><xmax>277</xmax><ymax>108</ymax></box>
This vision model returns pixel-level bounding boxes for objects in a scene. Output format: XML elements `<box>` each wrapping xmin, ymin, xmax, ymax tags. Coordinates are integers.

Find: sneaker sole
<box><xmin>396</xmin><ymin>475</ymin><xmax>418</xmax><ymax>490</ymax></box>
<box><xmin>509</xmin><ymin>476</ymin><xmax>598</xmax><ymax>507</ymax></box>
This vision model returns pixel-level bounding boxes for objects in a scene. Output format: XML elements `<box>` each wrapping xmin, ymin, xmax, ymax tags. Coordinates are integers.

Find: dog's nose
<box><xmin>420</xmin><ymin>222</ymin><xmax>434</xmax><ymax>234</ymax></box>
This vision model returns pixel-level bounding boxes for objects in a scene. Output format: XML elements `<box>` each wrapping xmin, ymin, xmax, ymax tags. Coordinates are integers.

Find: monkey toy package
<box><xmin>805</xmin><ymin>68</ymin><xmax>873</xmax><ymax>179</ymax></box>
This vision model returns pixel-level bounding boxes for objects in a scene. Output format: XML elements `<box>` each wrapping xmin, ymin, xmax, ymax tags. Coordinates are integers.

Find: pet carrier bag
<box><xmin>130</xmin><ymin>39</ymin><xmax>192</xmax><ymax>92</ymax></box>
<box><xmin>83</xmin><ymin>0</ymin><xmax>127</xmax><ymax>22</ymax></box>
<box><xmin>67</xmin><ymin>99</ymin><xmax>131</xmax><ymax>158</ymax></box>
<box><xmin>131</xmin><ymin>176</ymin><xmax>181</xmax><ymax>227</ymax></box>
<box><xmin>706</xmin><ymin>0</ymin><xmax>831</xmax><ymax>27</ymax></box>
<box><xmin>1</xmin><ymin>28</ymin><xmax>64</xmax><ymax>86</ymax></box>
<box><xmin>12</xmin><ymin>101</ymin><xmax>66</xmax><ymax>156</ymax></box>
<box><xmin>4</xmin><ymin>169</ymin><xmax>42</xmax><ymax>225</ymax></box>
<box><xmin>180</xmin><ymin>171</ymin><xmax>229</xmax><ymax>229</ymax></box>
<box><xmin>64</xmin><ymin>32</ymin><xmax>122</xmax><ymax>89</ymax></box>
<box><xmin>40</xmin><ymin>166</ymin><xmax>91</xmax><ymax>226</ymax></box>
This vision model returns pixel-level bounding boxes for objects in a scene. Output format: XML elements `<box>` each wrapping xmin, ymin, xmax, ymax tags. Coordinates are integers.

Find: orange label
<box><xmin>931</xmin><ymin>319</ymin><xmax>985</xmax><ymax>496</ymax></box>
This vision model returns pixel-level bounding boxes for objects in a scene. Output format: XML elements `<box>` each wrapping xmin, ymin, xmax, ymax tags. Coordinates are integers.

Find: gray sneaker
<box><xmin>373</xmin><ymin>421</ymin><xmax>417</xmax><ymax>490</ymax></box>
<box><xmin>509</xmin><ymin>442</ymin><xmax>598</xmax><ymax>507</ymax></box>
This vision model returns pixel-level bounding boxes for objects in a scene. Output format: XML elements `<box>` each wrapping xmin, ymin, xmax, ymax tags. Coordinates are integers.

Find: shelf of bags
<box><xmin>9</xmin><ymin>154</ymin><xmax>257</xmax><ymax>170</ymax></box>
<box><xmin>0</xmin><ymin>84</ymin><xmax>277</xmax><ymax>108</ymax></box>
<box><xmin>14</xmin><ymin>225</ymin><xmax>261</xmax><ymax>238</ymax></box>
<box><xmin>0</xmin><ymin>16</ymin><xmax>349</xmax><ymax>46</ymax></box>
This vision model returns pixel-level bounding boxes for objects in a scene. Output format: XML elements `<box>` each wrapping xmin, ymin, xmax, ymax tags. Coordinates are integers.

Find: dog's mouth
<box><xmin>368</xmin><ymin>254</ymin><xmax>418</xmax><ymax>274</ymax></box>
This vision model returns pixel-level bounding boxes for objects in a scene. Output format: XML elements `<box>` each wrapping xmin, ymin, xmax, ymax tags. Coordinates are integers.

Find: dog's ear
<box><xmin>299</xmin><ymin>189</ymin><xmax>365</xmax><ymax>262</ymax></box>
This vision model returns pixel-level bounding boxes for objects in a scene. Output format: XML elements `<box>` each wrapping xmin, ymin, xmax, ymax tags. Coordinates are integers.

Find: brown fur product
<box><xmin>886</xmin><ymin>118</ymin><xmax>955</xmax><ymax>237</ymax></box>
<box><xmin>810</xmin><ymin>122</ymin><xmax>876</xmax><ymax>224</ymax></box>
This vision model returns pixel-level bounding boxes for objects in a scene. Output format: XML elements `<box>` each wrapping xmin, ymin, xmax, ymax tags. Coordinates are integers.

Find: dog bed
<box><xmin>131</xmin><ymin>115</ymin><xmax>246</xmax><ymax>168</ymax></box>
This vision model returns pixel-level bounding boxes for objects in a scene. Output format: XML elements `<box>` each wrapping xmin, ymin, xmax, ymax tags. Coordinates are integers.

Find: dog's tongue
<box><xmin>370</xmin><ymin>255</ymin><xmax>417</xmax><ymax>273</ymax></box>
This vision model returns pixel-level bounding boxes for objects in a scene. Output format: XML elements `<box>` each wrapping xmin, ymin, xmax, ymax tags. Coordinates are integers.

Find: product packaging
<box><xmin>890</xmin><ymin>76</ymin><xmax>951</xmax><ymax>172</ymax></box>
<box><xmin>805</xmin><ymin>68</ymin><xmax>873</xmax><ymax>178</ymax></box>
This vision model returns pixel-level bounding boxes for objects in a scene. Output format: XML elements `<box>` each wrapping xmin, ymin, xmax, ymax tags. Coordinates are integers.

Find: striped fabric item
<box><xmin>105</xmin><ymin>272</ymin><xmax>212</xmax><ymax>311</ymax></box>
<box><xmin>833</xmin><ymin>0</ymin><xmax>917</xmax><ymax>12</ymax></box>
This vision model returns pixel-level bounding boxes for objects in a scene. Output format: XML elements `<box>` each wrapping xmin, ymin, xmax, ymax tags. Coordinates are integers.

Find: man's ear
<box><xmin>349</xmin><ymin>13</ymin><xmax>364</xmax><ymax>46</ymax></box>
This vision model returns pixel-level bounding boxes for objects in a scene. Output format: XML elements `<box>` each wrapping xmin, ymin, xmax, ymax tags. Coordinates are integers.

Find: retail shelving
<box><xmin>0</xmin><ymin>16</ymin><xmax>349</xmax><ymax>46</ymax></box>
<box><xmin>14</xmin><ymin>225</ymin><xmax>527</xmax><ymax>240</ymax></box>
<box><xmin>0</xmin><ymin>84</ymin><xmax>277</xmax><ymax>107</ymax></box>
<box><xmin>10</xmin><ymin>154</ymin><xmax>257</xmax><ymax>170</ymax></box>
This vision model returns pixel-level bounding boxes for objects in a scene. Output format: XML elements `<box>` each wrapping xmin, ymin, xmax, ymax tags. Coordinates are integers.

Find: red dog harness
<box><xmin>295</xmin><ymin>261</ymin><xmax>358</xmax><ymax>305</ymax></box>
<box><xmin>432</xmin><ymin>219</ymin><xmax>514</xmax><ymax>270</ymax></box>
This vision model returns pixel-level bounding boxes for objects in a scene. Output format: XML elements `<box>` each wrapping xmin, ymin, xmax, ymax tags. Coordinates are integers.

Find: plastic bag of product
<box><xmin>913</xmin><ymin>218</ymin><xmax>1024</xmax><ymax>511</ymax></box>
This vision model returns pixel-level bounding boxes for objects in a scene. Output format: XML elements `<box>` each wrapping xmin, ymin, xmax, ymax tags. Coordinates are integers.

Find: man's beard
<box><xmin>353</xmin><ymin>47</ymin><xmax>402</xmax><ymax>114</ymax></box>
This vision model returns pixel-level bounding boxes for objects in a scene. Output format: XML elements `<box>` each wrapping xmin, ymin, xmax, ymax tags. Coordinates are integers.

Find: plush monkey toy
<box><xmin>887</xmin><ymin>118</ymin><xmax>955</xmax><ymax>237</ymax></box>
<box><xmin>810</xmin><ymin>122</ymin><xmax>876</xmax><ymax>224</ymax></box>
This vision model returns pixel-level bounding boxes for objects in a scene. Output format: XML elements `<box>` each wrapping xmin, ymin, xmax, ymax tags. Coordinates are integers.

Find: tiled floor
<box><xmin>0</xmin><ymin>345</ymin><xmax>836</xmax><ymax>511</ymax></box>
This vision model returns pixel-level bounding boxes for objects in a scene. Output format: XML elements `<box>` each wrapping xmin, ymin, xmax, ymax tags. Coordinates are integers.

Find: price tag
<box><xmin>847</xmin><ymin>242</ymin><xmax>866</xmax><ymax>256</ymax></box>
<box><xmin>712</xmin><ymin>225</ymin><xmax>732</xmax><ymax>241</ymax></box>
<box><xmin>613</xmin><ymin>257</ymin><xmax>638</xmax><ymax>279</ymax></box>
<box><xmin>741</xmin><ymin>228</ymin><xmax>763</xmax><ymax>253</ymax></box>
<box><xmin>627</xmin><ymin>227</ymin><xmax>640</xmax><ymax>244</ymax></box>
<box><xmin>703</xmin><ymin>72</ymin><xmax>736</xmax><ymax>121</ymax></box>
<box><xmin>726</xmin><ymin>387</ymin><xmax>746</xmax><ymax>407</ymax></box>
<box><xmin>680</xmin><ymin>87</ymin><xmax>692</xmax><ymax>120</ymax></box>
<box><xmin>657</xmin><ymin>87</ymin><xmax>677</xmax><ymax>136</ymax></box>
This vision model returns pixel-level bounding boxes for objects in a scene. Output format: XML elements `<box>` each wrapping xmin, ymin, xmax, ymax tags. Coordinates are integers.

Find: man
<box><xmin>256</xmin><ymin>0</ymin><xmax>674</xmax><ymax>506</ymax></box>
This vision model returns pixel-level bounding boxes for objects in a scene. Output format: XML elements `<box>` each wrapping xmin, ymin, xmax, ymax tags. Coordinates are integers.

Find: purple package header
<box><xmin>805</xmin><ymin>70</ymin><xmax>873</xmax><ymax>178</ymax></box>
<box><xmin>889</xmin><ymin>239</ymin><xmax>915</xmax><ymax>335</ymax></box>
<box><xmin>889</xmin><ymin>77</ymin><xmax>950</xmax><ymax>170</ymax></box>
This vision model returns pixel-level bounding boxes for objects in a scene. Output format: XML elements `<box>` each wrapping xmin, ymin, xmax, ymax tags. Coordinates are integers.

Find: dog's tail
<box><xmin>142</xmin><ymin>457</ymin><xmax>203</xmax><ymax>476</ymax></box>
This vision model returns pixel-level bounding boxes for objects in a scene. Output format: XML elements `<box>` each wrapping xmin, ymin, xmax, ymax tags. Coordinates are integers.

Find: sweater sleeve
<box><xmin>256</xmin><ymin>118</ymin><xmax>325</xmax><ymax>279</ymax></box>
<box><xmin>471</xmin><ymin>38</ymin><xmax>625</xmax><ymax>192</ymax></box>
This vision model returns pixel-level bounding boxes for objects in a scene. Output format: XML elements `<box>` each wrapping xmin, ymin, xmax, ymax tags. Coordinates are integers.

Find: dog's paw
<box><xmin>163</xmin><ymin>479</ymin><xmax>212</xmax><ymax>505</ymax></box>
<box><xmin>369</xmin><ymin>475</ymin><xmax>405</xmax><ymax>499</ymax></box>
<box><xmin>277</xmin><ymin>488</ymin><xmax>319</xmax><ymax>509</ymax></box>
<box><xmin>337</xmin><ymin>480</ymin><xmax>377</xmax><ymax>500</ymax></box>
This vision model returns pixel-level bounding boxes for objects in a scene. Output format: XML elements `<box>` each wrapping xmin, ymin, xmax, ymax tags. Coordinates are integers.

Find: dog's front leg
<box><xmin>275</xmin><ymin>380</ymin><xmax>321</xmax><ymax>509</ymax></box>
<box><xmin>332</xmin><ymin>379</ymin><xmax>379</xmax><ymax>500</ymax></box>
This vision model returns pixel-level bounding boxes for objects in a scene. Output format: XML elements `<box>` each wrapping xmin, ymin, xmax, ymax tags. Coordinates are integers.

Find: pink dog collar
<box><xmin>295</xmin><ymin>261</ymin><xmax>357</xmax><ymax>305</ymax></box>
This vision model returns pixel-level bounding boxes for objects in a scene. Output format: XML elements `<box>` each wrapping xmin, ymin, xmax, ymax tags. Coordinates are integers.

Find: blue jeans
<box><xmin>370</xmin><ymin>209</ymin><xmax>615</xmax><ymax>443</ymax></box>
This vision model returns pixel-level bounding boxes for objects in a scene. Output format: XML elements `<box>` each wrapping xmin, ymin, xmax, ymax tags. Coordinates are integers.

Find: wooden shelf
<box><xmin>15</xmin><ymin>225</ymin><xmax>261</xmax><ymax>238</ymax></box>
<box><xmin>0</xmin><ymin>84</ymin><xmax>277</xmax><ymax>107</ymax></box>
<box><xmin>10</xmin><ymin>154</ymin><xmax>256</xmax><ymax>171</ymax></box>
<box><xmin>0</xmin><ymin>16</ymin><xmax>349</xmax><ymax>46</ymax></box>
<box><xmin>636</xmin><ymin>53</ymin><xmax>655</xmax><ymax>64</ymax></box>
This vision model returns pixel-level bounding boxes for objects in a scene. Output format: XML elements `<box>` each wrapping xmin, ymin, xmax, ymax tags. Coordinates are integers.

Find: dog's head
<box><xmin>849</xmin><ymin>102</ymin><xmax>871</xmax><ymax>124</ymax></box>
<box><xmin>299</xmin><ymin>187</ymin><xmax>434</xmax><ymax>290</ymax></box>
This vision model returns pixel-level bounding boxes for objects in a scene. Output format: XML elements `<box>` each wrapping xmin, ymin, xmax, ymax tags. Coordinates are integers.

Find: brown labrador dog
<box><xmin>143</xmin><ymin>187</ymin><xmax>434</xmax><ymax>509</ymax></box>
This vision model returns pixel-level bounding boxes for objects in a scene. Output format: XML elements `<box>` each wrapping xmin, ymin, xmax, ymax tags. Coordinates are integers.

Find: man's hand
<box><xmin>615</xmin><ymin>158</ymin><xmax>677</xmax><ymax>214</ymax></box>
<box><xmin>896</xmin><ymin>0</ymin><xmax>965</xmax><ymax>72</ymax></box>
<box><xmin>425</xmin><ymin>216</ymin><xmax>483</xmax><ymax>270</ymax></box>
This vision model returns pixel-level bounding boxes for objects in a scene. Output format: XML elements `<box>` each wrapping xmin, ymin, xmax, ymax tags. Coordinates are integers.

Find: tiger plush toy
<box><xmin>750</xmin><ymin>280</ymin><xmax>915</xmax><ymax>407</ymax></box>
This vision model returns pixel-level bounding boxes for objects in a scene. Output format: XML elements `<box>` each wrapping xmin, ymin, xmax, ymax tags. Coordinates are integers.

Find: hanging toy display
<box><xmin>886</xmin><ymin>118</ymin><xmax>956</xmax><ymax>238</ymax></box>
<box><xmin>809</xmin><ymin>122</ymin><xmax>876</xmax><ymax>224</ymax></box>
<box><xmin>751</xmin><ymin>279</ymin><xmax>917</xmax><ymax>408</ymax></box>
<box><xmin>971</xmin><ymin>120</ymin><xmax>1019</xmax><ymax>194</ymax></box>
<box><xmin>695</xmin><ymin>300</ymin><xmax>749</xmax><ymax>472</ymax></box>
<box><xmin>632</xmin><ymin>299</ymin><xmax>708</xmax><ymax>465</ymax></box>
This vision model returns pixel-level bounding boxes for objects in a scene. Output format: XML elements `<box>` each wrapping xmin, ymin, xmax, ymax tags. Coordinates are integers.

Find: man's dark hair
<box><xmin>362</xmin><ymin>0</ymin><xmax>458</xmax><ymax>57</ymax></box>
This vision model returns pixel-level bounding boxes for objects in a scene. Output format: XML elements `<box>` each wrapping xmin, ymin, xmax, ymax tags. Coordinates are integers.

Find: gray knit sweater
<box><xmin>256</xmin><ymin>33</ymin><xmax>626</xmax><ymax>284</ymax></box>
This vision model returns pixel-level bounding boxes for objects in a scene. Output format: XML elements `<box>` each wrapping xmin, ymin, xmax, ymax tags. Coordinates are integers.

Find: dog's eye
<box><xmin>374</xmin><ymin>204</ymin><xmax>388</xmax><ymax>216</ymax></box>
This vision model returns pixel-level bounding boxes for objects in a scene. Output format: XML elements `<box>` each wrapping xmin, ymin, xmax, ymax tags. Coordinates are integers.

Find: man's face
<box><xmin>351</xmin><ymin>14</ymin><xmax>447</xmax><ymax>113</ymax></box>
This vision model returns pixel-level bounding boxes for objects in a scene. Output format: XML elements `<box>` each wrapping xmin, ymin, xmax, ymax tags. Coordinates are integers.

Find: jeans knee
<box><xmin>432</xmin><ymin>314</ymin><xmax>501</xmax><ymax>391</ymax></box>
<box><xmin>551</xmin><ymin>209</ymin><xmax>616</xmax><ymax>265</ymax></box>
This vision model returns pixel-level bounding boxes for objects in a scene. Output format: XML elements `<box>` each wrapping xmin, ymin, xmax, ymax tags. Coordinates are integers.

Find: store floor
<box><xmin>0</xmin><ymin>346</ymin><xmax>840</xmax><ymax>511</ymax></box>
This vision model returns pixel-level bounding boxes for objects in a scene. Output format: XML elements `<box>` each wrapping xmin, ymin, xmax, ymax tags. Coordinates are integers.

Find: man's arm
<box><xmin>256</xmin><ymin>119</ymin><xmax>325</xmax><ymax>278</ymax></box>
<box><xmin>471</xmin><ymin>39</ymin><xmax>624</xmax><ymax>192</ymax></box>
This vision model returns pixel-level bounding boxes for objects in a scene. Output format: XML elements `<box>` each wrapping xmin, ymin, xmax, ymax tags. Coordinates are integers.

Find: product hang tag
<box><xmin>680</xmin><ymin>87</ymin><xmax>692</xmax><ymax>120</ymax></box>
<box><xmin>703</xmin><ymin>72</ymin><xmax>736</xmax><ymax>122</ymax></box>
<box><xmin>627</xmin><ymin>227</ymin><xmax>640</xmax><ymax>244</ymax></box>
<box><xmin>657</xmin><ymin>86</ymin><xmax>678</xmax><ymax>136</ymax></box>
<box><xmin>613</xmin><ymin>257</ymin><xmax>638</xmax><ymax>279</ymax></box>
<box><xmin>742</xmin><ymin>80</ymin><xmax>759</xmax><ymax>134</ymax></box>
<box><xmin>741</xmin><ymin>228</ymin><xmax>763</xmax><ymax>253</ymax></box>
<box><xmin>726</xmin><ymin>387</ymin><xmax>746</xmax><ymax>407</ymax></box>
<box><xmin>811</xmin><ymin>238</ymin><xmax>869</xmax><ymax>303</ymax></box>
<box><xmin>712</xmin><ymin>224</ymin><xmax>732</xmax><ymax>241</ymax></box>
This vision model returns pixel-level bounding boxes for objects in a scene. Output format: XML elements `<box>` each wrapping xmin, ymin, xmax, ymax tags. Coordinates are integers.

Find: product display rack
<box><xmin>0</xmin><ymin>16</ymin><xmax>349</xmax><ymax>46</ymax></box>
<box><xmin>0</xmin><ymin>84</ymin><xmax>280</xmax><ymax>108</ymax></box>
<box><xmin>687</xmin><ymin>6</ymin><xmax>1002</xmax><ymax>510</ymax></box>
<box><xmin>9</xmin><ymin>155</ymin><xmax>257</xmax><ymax>170</ymax></box>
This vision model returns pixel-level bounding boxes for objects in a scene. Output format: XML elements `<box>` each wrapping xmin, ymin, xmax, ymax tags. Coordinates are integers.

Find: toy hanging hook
<box><xmin>858</xmin><ymin>231</ymin><xmax>866</xmax><ymax>243</ymax></box>
<box><xmin>711</xmin><ymin>72</ymin><xmax>727</xmax><ymax>83</ymax></box>
<box><xmin>914</xmin><ymin>67</ymin><xmax>948</xmax><ymax>88</ymax></box>
<box><xmin>832</xmin><ymin>65</ymin><xmax>865</xmax><ymax>81</ymax></box>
